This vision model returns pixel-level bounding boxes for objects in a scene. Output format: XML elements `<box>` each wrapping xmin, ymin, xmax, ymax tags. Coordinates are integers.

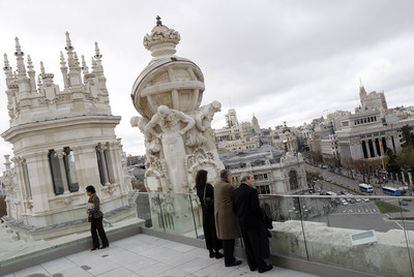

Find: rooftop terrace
<box><xmin>4</xmin><ymin>233</ymin><xmax>317</xmax><ymax>277</ymax></box>
<box><xmin>2</xmin><ymin>192</ymin><xmax>414</xmax><ymax>277</ymax></box>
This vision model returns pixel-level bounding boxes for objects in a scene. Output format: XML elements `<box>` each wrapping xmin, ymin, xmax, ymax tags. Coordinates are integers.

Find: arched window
<box><xmin>289</xmin><ymin>170</ymin><xmax>299</xmax><ymax>191</ymax></box>
<box><xmin>48</xmin><ymin>150</ymin><xmax>64</xmax><ymax>195</ymax></box>
<box><xmin>63</xmin><ymin>147</ymin><xmax>79</xmax><ymax>192</ymax></box>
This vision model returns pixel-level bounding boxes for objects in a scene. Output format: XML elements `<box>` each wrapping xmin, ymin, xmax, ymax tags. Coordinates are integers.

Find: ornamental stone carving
<box><xmin>131</xmin><ymin>18</ymin><xmax>224</xmax><ymax>193</ymax></box>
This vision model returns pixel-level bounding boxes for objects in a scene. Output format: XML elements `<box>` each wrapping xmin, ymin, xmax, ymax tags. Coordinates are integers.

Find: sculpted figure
<box><xmin>186</xmin><ymin>101</ymin><xmax>222</xmax><ymax>148</ymax></box>
<box><xmin>144</xmin><ymin>105</ymin><xmax>195</xmax><ymax>191</ymax></box>
<box><xmin>195</xmin><ymin>100</ymin><xmax>222</xmax><ymax>131</ymax></box>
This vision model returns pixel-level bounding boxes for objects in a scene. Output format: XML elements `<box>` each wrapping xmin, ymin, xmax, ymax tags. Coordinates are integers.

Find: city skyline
<box><xmin>1</xmin><ymin>0</ymin><xmax>414</xmax><ymax>167</ymax></box>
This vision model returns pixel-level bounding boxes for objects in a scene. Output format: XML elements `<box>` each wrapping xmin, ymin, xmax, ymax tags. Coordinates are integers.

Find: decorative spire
<box><xmin>60</xmin><ymin>51</ymin><xmax>67</xmax><ymax>68</ymax></box>
<box><xmin>40</xmin><ymin>61</ymin><xmax>45</xmax><ymax>75</ymax></box>
<box><xmin>3</xmin><ymin>53</ymin><xmax>12</xmax><ymax>76</ymax></box>
<box><xmin>27</xmin><ymin>55</ymin><xmax>37</xmax><ymax>93</ymax></box>
<box><xmin>65</xmin><ymin>31</ymin><xmax>74</xmax><ymax>51</ymax></box>
<box><xmin>91</xmin><ymin>56</ymin><xmax>97</xmax><ymax>71</ymax></box>
<box><xmin>143</xmin><ymin>16</ymin><xmax>181</xmax><ymax>59</ymax></box>
<box><xmin>27</xmin><ymin>55</ymin><xmax>34</xmax><ymax>71</ymax></box>
<box><xmin>73</xmin><ymin>51</ymin><xmax>80</xmax><ymax>67</ymax></box>
<box><xmin>94</xmin><ymin>42</ymin><xmax>102</xmax><ymax>59</ymax></box>
<box><xmin>92</xmin><ymin>42</ymin><xmax>104</xmax><ymax>75</ymax></box>
<box><xmin>64</xmin><ymin>31</ymin><xmax>77</xmax><ymax>69</ymax></box>
<box><xmin>14</xmin><ymin>37</ymin><xmax>27</xmax><ymax>77</ymax></box>
<box><xmin>37</xmin><ymin>75</ymin><xmax>42</xmax><ymax>86</ymax></box>
<box><xmin>81</xmin><ymin>55</ymin><xmax>89</xmax><ymax>74</ymax></box>
<box><xmin>14</xmin><ymin>37</ymin><xmax>23</xmax><ymax>56</ymax></box>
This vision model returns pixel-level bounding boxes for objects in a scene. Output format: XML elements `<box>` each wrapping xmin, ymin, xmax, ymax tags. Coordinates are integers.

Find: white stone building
<box><xmin>214</xmin><ymin>109</ymin><xmax>260</xmax><ymax>153</ymax></box>
<box><xmin>222</xmin><ymin>145</ymin><xmax>307</xmax><ymax>194</ymax></box>
<box><xmin>1</xmin><ymin>34</ymin><xmax>131</xmax><ymax>239</ymax></box>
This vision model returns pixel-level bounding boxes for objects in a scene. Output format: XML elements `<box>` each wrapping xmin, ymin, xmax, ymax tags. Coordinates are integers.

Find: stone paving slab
<box><xmin>8</xmin><ymin>233</ymin><xmax>319</xmax><ymax>277</ymax></box>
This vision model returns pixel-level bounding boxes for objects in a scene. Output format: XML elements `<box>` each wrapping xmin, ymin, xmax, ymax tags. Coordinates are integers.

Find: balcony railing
<box><xmin>1</xmin><ymin>191</ymin><xmax>414</xmax><ymax>276</ymax></box>
<box><xmin>136</xmin><ymin>192</ymin><xmax>414</xmax><ymax>277</ymax></box>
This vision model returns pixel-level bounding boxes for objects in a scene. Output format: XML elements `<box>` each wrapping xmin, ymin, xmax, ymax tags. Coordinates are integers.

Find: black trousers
<box><xmin>91</xmin><ymin>217</ymin><xmax>109</xmax><ymax>248</ymax></box>
<box><xmin>222</xmin><ymin>239</ymin><xmax>236</xmax><ymax>266</ymax></box>
<box><xmin>203</xmin><ymin>216</ymin><xmax>222</xmax><ymax>253</ymax></box>
<box><xmin>241</xmin><ymin>229</ymin><xmax>268</xmax><ymax>271</ymax></box>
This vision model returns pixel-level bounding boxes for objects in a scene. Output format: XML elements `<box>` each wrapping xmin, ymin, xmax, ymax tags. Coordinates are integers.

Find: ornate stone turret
<box><xmin>143</xmin><ymin>16</ymin><xmax>181</xmax><ymax>60</ymax></box>
<box><xmin>131</xmin><ymin>17</ymin><xmax>223</xmax><ymax>193</ymax></box>
<box><xmin>1</xmin><ymin>33</ymin><xmax>131</xmax><ymax>240</ymax></box>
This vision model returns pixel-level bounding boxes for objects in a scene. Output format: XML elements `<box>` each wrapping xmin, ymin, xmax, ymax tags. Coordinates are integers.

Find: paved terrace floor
<box><xmin>4</xmin><ymin>234</ymin><xmax>319</xmax><ymax>277</ymax></box>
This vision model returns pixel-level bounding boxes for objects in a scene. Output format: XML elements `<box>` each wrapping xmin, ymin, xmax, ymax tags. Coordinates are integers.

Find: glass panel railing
<box><xmin>260</xmin><ymin>195</ymin><xmax>308</xmax><ymax>260</ymax></box>
<box><xmin>396</xmin><ymin>197</ymin><xmax>414</xmax><ymax>276</ymax></box>
<box><xmin>295</xmin><ymin>194</ymin><xmax>413</xmax><ymax>277</ymax></box>
<box><xmin>142</xmin><ymin>192</ymin><xmax>200</xmax><ymax>238</ymax></box>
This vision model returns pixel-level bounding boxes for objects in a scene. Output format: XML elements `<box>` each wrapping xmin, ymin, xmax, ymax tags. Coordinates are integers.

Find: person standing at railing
<box><xmin>233</xmin><ymin>174</ymin><xmax>273</xmax><ymax>274</ymax></box>
<box><xmin>195</xmin><ymin>170</ymin><xmax>224</xmax><ymax>259</ymax></box>
<box><xmin>214</xmin><ymin>169</ymin><xmax>242</xmax><ymax>267</ymax></box>
<box><xmin>86</xmin><ymin>185</ymin><xmax>109</xmax><ymax>251</ymax></box>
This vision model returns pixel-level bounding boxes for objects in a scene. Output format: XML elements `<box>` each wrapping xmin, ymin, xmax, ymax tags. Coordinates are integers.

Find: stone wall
<box><xmin>271</xmin><ymin>220</ymin><xmax>413</xmax><ymax>277</ymax></box>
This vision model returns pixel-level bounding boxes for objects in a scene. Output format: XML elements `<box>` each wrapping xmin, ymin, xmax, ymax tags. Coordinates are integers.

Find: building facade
<box><xmin>222</xmin><ymin>145</ymin><xmax>307</xmax><ymax>194</ymax></box>
<box><xmin>1</xmin><ymin>34</ymin><xmax>131</xmax><ymax>239</ymax></box>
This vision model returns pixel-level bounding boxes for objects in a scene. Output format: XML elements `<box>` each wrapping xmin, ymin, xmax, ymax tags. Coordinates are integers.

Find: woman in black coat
<box><xmin>86</xmin><ymin>185</ymin><xmax>109</xmax><ymax>251</ymax></box>
<box><xmin>195</xmin><ymin>170</ymin><xmax>223</xmax><ymax>259</ymax></box>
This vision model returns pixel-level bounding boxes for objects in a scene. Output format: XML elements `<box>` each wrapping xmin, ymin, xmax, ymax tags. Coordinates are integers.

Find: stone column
<box><xmin>55</xmin><ymin>151</ymin><xmax>69</xmax><ymax>193</ymax></box>
<box><xmin>11</xmin><ymin>157</ymin><xmax>26</xmax><ymax>202</ymax></box>
<box><xmin>375</xmin><ymin>138</ymin><xmax>381</xmax><ymax>157</ymax></box>
<box><xmin>107</xmin><ymin>142</ymin><xmax>121</xmax><ymax>185</ymax></box>
<box><xmin>368</xmin><ymin>139</ymin><xmax>375</xmax><ymax>158</ymax></box>
<box><xmin>25</xmin><ymin>152</ymin><xmax>54</xmax><ymax>213</ymax></box>
<box><xmin>401</xmin><ymin>171</ymin><xmax>406</xmax><ymax>185</ymax></box>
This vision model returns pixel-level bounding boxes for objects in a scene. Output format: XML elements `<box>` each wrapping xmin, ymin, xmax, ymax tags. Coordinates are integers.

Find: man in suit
<box><xmin>233</xmin><ymin>174</ymin><xmax>273</xmax><ymax>273</ymax></box>
<box><xmin>214</xmin><ymin>169</ymin><xmax>242</xmax><ymax>267</ymax></box>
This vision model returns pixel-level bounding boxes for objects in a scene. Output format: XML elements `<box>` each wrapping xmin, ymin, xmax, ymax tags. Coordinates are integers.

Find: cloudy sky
<box><xmin>0</xmin><ymin>0</ymin><xmax>414</xmax><ymax>167</ymax></box>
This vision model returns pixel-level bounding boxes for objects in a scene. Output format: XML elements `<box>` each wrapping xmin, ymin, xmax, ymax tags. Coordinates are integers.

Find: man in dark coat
<box><xmin>214</xmin><ymin>169</ymin><xmax>242</xmax><ymax>267</ymax></box>
<box><xmin>233</xmin><ymin>174</ymin><xmax>273</xmax><ymax>273</ymax></box>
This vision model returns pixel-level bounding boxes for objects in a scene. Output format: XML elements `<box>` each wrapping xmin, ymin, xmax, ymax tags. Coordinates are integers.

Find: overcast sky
<box><xmin>0</xmin><ymin>0</ymin><xmax>414</xmax><ymax>168</ymax></box>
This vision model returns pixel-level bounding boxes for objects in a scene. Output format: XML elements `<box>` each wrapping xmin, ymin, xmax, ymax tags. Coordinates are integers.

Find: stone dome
<box><xmin>131</xmin><ymin>17</ymin><xmax>205</xmax><ymax>119</ymax></box>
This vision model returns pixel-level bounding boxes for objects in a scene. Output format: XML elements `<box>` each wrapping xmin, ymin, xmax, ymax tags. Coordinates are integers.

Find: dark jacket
<box><xmin>196</xmin><ymin>183</ymin><xmax>215</xmax><ymax>219</ymax></box>
<box><xmin>214</xmin><ymin>180</ymin><xmax>240</xmax><ymax>240</ymax></box>
<box><xmin>88</xmin><ymin>194</ymin><xmax>103</xmax><ymax>221</ymax></box>
<box><xmin>232</xmin><ymin>183</ymin><xmax>264</xmax><ymax>231</ymax></box>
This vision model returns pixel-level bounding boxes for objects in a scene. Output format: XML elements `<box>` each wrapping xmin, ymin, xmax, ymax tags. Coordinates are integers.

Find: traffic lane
<box><xmin>307</xmin><ymin>164</ymin><xmax>385</xmax><ymax>195</ymax></box>
<box><xmin>322</xmin><ymin>214</ymin><xmax>401</xmax><ymax>232</ymax></box>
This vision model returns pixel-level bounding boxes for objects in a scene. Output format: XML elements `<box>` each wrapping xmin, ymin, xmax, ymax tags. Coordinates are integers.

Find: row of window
<box><xmin>354</xmin><ymin>116</ymin><xmax>377</xmax><ymax>125</ymax></box>
<box><xmin>48</xmin><ymin>147</ymin><xmax>79</xmax><ymax>195</ymax></box>
<box><xmin>49</xmin><ymin>143</ymin><xmax>114</xmax><ymax>195</ymax></box>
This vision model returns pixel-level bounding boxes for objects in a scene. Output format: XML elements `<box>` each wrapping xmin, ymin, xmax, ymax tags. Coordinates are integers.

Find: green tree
<box><xmin>384</xmin><ymin>148</ymin><xmax>400</xmax><ymax>176</ymax></box>
<box><xmin>397</xmin><ymin>147</ymin><xmax>414</xmax><ymax>170</ymax></box>
<box><xmin>401</xmin><ymin>125</ymin><xmax>414</xmax><ymax>148</ymax></box>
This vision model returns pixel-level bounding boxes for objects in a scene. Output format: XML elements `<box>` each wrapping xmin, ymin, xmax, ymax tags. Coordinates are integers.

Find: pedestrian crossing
<box><xmin>333</xmin><ymin>204</ymin><xmax>378</xmax><ymax>215</ymax></box>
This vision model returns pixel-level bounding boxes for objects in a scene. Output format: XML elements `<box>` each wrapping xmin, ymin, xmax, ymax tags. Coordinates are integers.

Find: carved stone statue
<box><xmin>144</xmin><ymin>105</ymin><xmax>195</xmax><ymax>192</ymax></box>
